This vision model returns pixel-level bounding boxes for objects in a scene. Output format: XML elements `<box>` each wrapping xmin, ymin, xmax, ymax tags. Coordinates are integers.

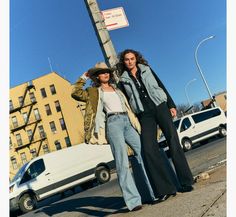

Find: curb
<box><xmin>193</xmin><ymin>159</ymin><xmax>226</xmax><ymax>182</ymax></box>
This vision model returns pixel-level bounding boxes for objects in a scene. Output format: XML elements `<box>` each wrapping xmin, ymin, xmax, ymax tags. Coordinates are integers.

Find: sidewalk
<box><xmin>108</xmin><ymin>164</ymin><xmax>226</xmax><ymax>217</ymax></box>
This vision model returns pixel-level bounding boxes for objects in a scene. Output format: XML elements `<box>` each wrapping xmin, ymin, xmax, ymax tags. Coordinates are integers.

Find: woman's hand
<box><xmin>81</xmin><ymin>71</ymin><xmax>90</xmax><ymax>81</ymax></box>
<box><xmin>170</xmin><ymin>108</ymin><xmax>177</xmax><ymax>118</ymax></box>
<box><xmin>83</xmin><ymin>72</ymin><xmax>90</xmax><ymax>78</ymax></box>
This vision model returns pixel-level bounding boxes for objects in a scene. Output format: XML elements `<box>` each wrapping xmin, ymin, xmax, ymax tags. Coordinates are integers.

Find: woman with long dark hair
<box><xmin>117</xmin><ymin>49</ymin><xmax>194</xmax><ymax>200</ymax></box>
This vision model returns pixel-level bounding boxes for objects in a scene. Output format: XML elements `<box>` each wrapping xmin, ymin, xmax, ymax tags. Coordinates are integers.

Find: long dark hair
<box><xmin>90</xmin><ymin>72</ymin><xmax>116</xmax><ymax>87</ymax></box>
<box><xmin>117</xmin><ymin>49</ymin><xmax>149</xmax><ymax>74</ymax></box>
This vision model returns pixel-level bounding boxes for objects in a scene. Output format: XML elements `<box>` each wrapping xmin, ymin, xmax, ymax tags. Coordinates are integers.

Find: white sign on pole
<box><xmin>101</xmin><ymin>7</ymin><xmax>129</xmax><ymax>31</ymax></box>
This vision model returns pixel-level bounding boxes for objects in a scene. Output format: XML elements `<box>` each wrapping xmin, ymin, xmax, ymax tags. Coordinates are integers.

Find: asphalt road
<box><xmin>12</xmin><ymin>137</ymin><xmax>226</xmax><ymax>217</ymax></box>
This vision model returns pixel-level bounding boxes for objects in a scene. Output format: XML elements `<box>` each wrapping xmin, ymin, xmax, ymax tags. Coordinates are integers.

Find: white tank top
<box><xmin>103</xmin><ymin>91</ymin><xmax>124</xmax><ymax>113</ymax></box>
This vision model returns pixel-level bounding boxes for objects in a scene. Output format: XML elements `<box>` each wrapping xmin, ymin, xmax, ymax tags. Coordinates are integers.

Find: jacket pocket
<box><xmin>149</xmin><ymin>85</ymin><xmax>167</xmax><ymax>102</ymax></box>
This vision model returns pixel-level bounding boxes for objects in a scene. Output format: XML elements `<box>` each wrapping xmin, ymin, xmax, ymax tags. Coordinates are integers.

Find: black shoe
<box><xmin>158</xmin><ymin>192</ymin><xmax>176</xmax><ymax>202</ymax></box>
<box><xmin>131</xmin><ymin>205</ymin><xmax>142</xmax><ymax>212</ymax></box>
<box><xmin>152</xmin><ymin>192</ymin><xmax>176</xmax><ymax>204</ymax></box>
<box><xmin>179</xmin><ymin>185</ymin><xmax>194</xmax><ymax>193</ymax></box>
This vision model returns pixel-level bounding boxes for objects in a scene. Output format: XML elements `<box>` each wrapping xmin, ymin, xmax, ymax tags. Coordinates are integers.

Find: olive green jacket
<box><xmin>71</xmin><ymin>78</ymin><xmax>141</xmax><ymax>145</ymax></box>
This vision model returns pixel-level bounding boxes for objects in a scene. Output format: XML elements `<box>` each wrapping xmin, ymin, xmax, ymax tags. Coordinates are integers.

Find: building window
<box><xmin>50</xmin><ymin>121</ymin><xmax>57</xmax><ymax>133</ymax></box>
<box><xmin>27</xmin><ymin>129</ymin><xmax>33</xmax><ymax>142</ymax></box>
<box><xmin>65</xmin><ymin>136</ymin><xmax>71</xmax><ymax>147</ymax></box>
<box><xmin>40</xmin><ymin>88</ymin><xmax>47</xmax><ymax>98</ymax></box>
<box><xmin>18</xmin><ymin>96</ymin><xmax>24</xmax><ymax>107</ymax></box>
<box><xmin>33</xmin><ymin>108</ymin><xmax>41</xmax><ymax>120</ymax></box>
<box><xmin>11</xmin><ymin>158</ymin><xmax>18</xmax><ymax>170</ymax></box>
<box><xmin>50</xmin><ymin>84</ymin><xmax>57</xmax><ymax>95</ymax></box>
<box><xmin>38</xmin><ymin>125</ymin><xmax>46</xmax><ymax>138</ymax></box>
<box><xmin>29</xmin><ymin>92</ymin><xmax>36</xmax><ymax>103</ymax></box>
<box><xmin>20</xmin><ymin>152</ymin><xmax>27</xmax><ymax>164</ymax></box>
<box><xmin>9</xmin><ymin>137</ymin><xmax>13</xmax><ymax>150</ymax></box>
<box><xmin>55</xmin><ymin>100</ymin><xmax>61</xmax><ymax>112</ymax></box>
<box><xmin>16</xmin><ymin>133</ymin><xmax>23</xmax><ymax>146</ymax></box>
<box><xmin>45</xmin><ymin>104</ymin><xmax>52</xmax><ymax>116</ymax></box>
<box><xmin>12</xmin><ymin>116</ymin><xmax>18</xmax><ymax>128</ymax></box>
<box><xmin>30</xmin><ymin>148</ymin><xmax>37</xmax><ymax>158</ymax></box>
<box><xmin>9</xmin><ymin>100</ymin><xmax>14</xmax><ymax>111</ymax></box>
<box><xmin>59</xmin><ymin>118</ymin><xmax>66</xmax><ymax>130</ymax></box>
<box><xmin>43</xmin><ymin>144</ymin><xmax>50</xmax><ymax>154</ymax></box>
<box><xmin>224</xmin><ymin>95</ymin><xmax>227</xmax><ymax>100</ymax></box>
<box><xmin>54</xmin><ymin>140</ymin><xmax>62</xmax><ymax>150</ymax></box>
<box><xmin>22</xmin><ymin>112</ymin><xmax>28</xmax><ymax>123</ymax></box>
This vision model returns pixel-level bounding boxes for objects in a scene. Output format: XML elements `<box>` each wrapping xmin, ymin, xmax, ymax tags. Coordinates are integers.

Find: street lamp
<box><xmin>185</xmin><ymin>78</ymin><xmax>197</xmax><ymax>112</ymax></box>
<box><xmin>194</xmin><ymin>35</ymin><xmax>217</xmax><ymax>107</ymax></box>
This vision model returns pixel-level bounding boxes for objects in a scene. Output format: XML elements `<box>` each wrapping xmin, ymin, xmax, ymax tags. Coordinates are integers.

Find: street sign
<box><xmin>101</xmin><ymin>7</ymin><xmax>129</xmax><ymax>31</ymax></box>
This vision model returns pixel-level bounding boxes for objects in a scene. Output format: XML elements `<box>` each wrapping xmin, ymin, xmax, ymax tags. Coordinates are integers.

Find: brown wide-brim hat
<box><xmin>88</xmin><ymin>62</ymin><xmax>115</xmax><ymax>79</ymax></box>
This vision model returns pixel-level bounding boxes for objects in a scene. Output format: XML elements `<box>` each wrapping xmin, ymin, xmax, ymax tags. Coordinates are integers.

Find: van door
<box><xmin>18</xmin><ymin>159</ymin><xmax>51</xmax><ymax>198</ymax></box>
<box><xmin>179</xmin><ymin>117</ymin><xmax>194</xmax><ymax>141</ymax></box>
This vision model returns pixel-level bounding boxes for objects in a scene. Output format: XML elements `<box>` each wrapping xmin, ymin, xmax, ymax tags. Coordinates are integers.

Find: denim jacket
<box><xmin>119</xmin><ymin>64</ymin><xmax>175</xmax><ymax>114</ymax></box>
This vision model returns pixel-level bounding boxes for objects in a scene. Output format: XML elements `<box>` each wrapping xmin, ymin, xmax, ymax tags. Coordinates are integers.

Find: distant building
<box><xmin>201</xmin><ymin>91</ymin><xmax>227</xmax><ymax>112</ymax></box>
<box><xmin>9</xmin><ymin>72</ymin><xmax>85</xmax><ymax>180</ymax></box>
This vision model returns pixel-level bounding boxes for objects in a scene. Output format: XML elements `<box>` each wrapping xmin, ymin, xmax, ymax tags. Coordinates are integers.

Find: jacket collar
<box><xmin>138</xmin><ymin>63</ymin><xmax>148</xmax><ymax>73</ymax></box>
<box><xmin>120</xmin><ymin>64</ymin><xmax>148</xmax><ymax>82</ymax></box>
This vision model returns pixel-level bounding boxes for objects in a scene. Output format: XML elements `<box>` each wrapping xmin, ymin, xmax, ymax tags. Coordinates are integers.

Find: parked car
<box><xmin>10</xmin><ymin>143</ymin><xmax>115</xmax><ymax>213</ymax></box>
<box><xmin>158</xmin><ymin>107</ymin><xmax>227</xmax><ymax>152</ymax></box>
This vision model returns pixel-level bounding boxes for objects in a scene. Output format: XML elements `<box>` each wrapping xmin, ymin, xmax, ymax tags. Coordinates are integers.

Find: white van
<box><xmin>10</xmin><ymin>143</ymin><xmax>115</xmax><ymax>213</ymax></box>
<box><xmin>159</xmin><ymin>107</ymin><xmax>227</xmax><ymax>152</ymax></box>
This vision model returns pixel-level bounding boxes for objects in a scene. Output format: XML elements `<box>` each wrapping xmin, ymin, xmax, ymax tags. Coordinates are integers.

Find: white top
<box><xmin>103</xmin><ymin>91</ymin><xmax>124</xmax><ymax>113</ymax></box>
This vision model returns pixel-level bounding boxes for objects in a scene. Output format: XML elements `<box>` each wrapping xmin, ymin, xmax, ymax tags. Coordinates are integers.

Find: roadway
<box><xmin>13</xmin><ymin>137</ymin><xmax>226</xmax><ymax>217</ymax></box>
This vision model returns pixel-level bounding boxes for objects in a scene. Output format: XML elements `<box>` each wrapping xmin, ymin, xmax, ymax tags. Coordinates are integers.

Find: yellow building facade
<box><xmin>9</xmin><ymin>72</ymin><xmax>84</xmax><ymax>180</ymax></box>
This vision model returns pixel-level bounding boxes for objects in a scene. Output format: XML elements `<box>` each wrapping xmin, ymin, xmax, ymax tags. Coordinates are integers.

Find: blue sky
<box><xmin>10</xmin><ymin>0</ymin><xmax>226</xmax><ymax>105</ymax></box>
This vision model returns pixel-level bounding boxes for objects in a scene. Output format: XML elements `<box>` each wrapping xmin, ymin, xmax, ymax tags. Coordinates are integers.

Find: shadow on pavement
<box><xmin>34</xmin><ymin>196</ymin><xmax>127</xmax><ymax>216</ymax></box>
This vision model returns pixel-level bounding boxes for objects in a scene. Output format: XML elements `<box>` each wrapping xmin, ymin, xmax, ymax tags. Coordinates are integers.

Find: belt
<box><xmin>107</xmin><ymin>112</ymin><xmax>127</xmax><ymax>118</ymax></box>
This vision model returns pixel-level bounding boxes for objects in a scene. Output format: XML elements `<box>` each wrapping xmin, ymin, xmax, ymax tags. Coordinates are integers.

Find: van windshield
<box><xmin>11</xmin><ymin>162</ymin><xmax>29</xmax><ymax>183</ymax></box>
<box><xmin>174</xmin><ymin>119</ymin><xmax>181</xmax><ymax>129</ymax></box>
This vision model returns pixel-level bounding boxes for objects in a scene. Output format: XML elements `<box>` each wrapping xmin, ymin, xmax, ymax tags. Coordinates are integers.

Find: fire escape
<box><xmin>10</xmin><ymin>81</ymin><xmax>47</xmax><ymax>157</ymax></box>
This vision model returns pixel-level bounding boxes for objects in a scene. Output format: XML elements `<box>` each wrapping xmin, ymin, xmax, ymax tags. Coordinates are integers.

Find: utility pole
<box><xmin>84</xmin><ymin>0</ymin><xmax>118</xmax><ymax>69</ymax></box>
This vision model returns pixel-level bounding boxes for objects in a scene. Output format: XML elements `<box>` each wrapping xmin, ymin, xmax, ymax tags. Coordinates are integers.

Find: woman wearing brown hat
<box><xmin>71</xmin><ymin>62</ymin><xmax>155</xmax><ymax>212</ymax></box>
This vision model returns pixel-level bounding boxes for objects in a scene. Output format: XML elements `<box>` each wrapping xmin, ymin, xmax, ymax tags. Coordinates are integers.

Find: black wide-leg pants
<box><xmin>138</xmin><ymin>102</ymin><xmax>194</xmax><ymax>197</ymax></box>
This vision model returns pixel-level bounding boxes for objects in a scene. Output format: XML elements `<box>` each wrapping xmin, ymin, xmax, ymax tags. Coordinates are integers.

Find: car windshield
<box><xmin>174</xmin><ymin>119</ymin><xmax>181</xmax><ymax>129</ymax></box>
<box><xmin>11</xmin><ymin>162</ymin><xmax>29</xmax><ymax>183</ymax></box>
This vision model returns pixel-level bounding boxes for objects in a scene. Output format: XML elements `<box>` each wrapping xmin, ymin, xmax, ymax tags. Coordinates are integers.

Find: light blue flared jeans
<box><xmin>106</xmin><ymin>114</ymin><xmax>155</xmax><ymax>210</ymax></box>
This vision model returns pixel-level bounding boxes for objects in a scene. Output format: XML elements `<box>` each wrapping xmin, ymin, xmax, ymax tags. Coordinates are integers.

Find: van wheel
<box><xmin>219</xmin><ymin>126</ymin><xmax>227</xmax><ymax>137</ymax></box>
<box><xmin>19</xmin><ymin>193</ymin><xmax>36</xmax><ymax>213</ymax></box>
<box><xmin>182</xmin><ymin>138</ymin><xmax>192</xmax><ymax>152</ymax></box>
<box><xmin>95</xmin><ymin>166</ymin><xmax>110</xmax><ymax>184</ymax></box>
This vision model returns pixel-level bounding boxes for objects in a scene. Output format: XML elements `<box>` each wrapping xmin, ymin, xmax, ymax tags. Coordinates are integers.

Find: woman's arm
<box><xmin>71</xmin><ymin>73</ymin><xmax>89</xmax><ymax>102</ymax></box>
<box><xmin>150</xmin><ymin>67</ymin><xmax>176</xmax><ymax>109</ymax></box>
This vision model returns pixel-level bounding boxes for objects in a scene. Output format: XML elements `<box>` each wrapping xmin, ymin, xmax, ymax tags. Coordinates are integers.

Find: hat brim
<box><xmin>88</xmin><ymin>67</ymin><xmax>114</xmax><ymax>77</ymax></box>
